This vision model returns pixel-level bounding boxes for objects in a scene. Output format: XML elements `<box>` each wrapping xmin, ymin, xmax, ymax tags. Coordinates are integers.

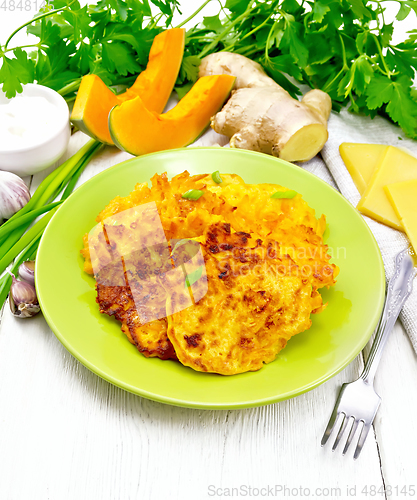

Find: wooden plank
<box><xmin>0</xmin><ymin>308</ymin><xmax>386</xmax><ymax>499</ymax></box>
<box><xmin>367</xmin><ymin>322</ymin><xmax>417</xmax><ymax>489</ymax></box>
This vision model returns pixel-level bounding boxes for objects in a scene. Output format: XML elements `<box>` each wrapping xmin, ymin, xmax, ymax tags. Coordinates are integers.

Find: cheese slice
<box><xmin>339</xmin><ymin>143</ymin><xmax>388</xmax><ymax>195</ymax></box>
<box><xmin>357</xmin><ymin>146</ymin><xmax>417</xmax><ymax>231</ymax></box>
<box><xmin>385</xmin><ymin>179</ymin><xmax>417</xmax><ymax>252</ymax></box>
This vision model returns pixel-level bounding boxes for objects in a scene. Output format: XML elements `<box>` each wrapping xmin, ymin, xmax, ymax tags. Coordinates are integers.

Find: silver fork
<box><xmin>321</xmin><ymin>248</ymin><xmax>415</xmax><ymax>459</ymax></box>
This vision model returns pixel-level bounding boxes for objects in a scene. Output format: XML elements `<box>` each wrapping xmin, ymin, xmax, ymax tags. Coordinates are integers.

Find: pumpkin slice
<box><xmin>71</xmin><ymin>75</ymin><xmax>119</xmax><ymax>144</ymax></box>
<box><xmin>71</xmin><ymin>28</ymin><xmax>185</xmax><ymax>145</ymax></box>
<box><xmin>109</xmin><ymin>75</ymin><xmax>236</xmax><ymax>156</ymax></box>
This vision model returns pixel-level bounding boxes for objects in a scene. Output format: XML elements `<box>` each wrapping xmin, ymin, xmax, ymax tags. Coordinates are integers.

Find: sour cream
<box><xmin>0</xmin><ymin>95</ymin><xmax>62</xmax><ymax>151</ymax></box>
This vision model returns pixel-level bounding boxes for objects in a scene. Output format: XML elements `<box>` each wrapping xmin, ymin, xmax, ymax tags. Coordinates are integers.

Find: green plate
<box><xmin>36</xmin><ymin>148</ymin><xmax>385</xmax><ymax>409</ymax></box>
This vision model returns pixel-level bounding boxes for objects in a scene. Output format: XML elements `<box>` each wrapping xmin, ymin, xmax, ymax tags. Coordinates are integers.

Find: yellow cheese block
<box><xmin>339</xmin><ymin>143</ymin><xmax>388</xmax><ymax>195</ymax></box>
<box><xmin>385</xmin><ymin>179</ymin><xmax>417</xmax><ymax>252</ymax></box>
<box><xmin>402</xmin><ymin>219</ymin><xmax>417</xmax><ymax>258</ymax></box>
<box><xmin>357</xmin><ymin>146</ymin><xmax>417</xmax><ymax>231</ymax></box>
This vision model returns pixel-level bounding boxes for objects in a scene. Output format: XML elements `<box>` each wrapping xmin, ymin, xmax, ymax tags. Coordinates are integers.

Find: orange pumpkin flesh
<box><xmin>108</xmin><ymin>75</ymin><xmax>236</xmax><ymax>156</ymax></box>
<box><xmin>71</xmin><ymin>28</ymin><xmax>185</xmax><ymax>145</ymax></box>
<box><xmin>121</xmin><ymin>28</ymin><xmax>185</xmax><ymax>113</ymax></box>
<box><xmin>71</xmin><ymin>75</ymin><xmax>118</xmax><ymax>144</ymax></box>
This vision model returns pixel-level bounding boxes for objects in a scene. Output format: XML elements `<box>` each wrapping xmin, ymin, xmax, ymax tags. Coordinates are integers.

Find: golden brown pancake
<box><xmin>96</xmin><ymin>283</ymin><xmax>176</xmax><ymax>360</ymax></box>
<box><xmin>81</xmin><ymin>171</ymin><xmax>338</xmax><ymax>371</ymax></box>
<box><xmin>165</xmin><ymin>223</ymin><xmax>324</xmax><ymax>375</ymax></box>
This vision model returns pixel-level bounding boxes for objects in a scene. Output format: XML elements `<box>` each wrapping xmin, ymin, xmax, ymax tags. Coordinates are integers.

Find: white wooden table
<box><xmin>1</xmin><ymin>130</ymin><xmax>417</xmax><ymax>500</ymax></box>
<box><xmin>1</xmin><ymin>6</ymin><xmax>417</xmax><ymax>500</ymax></box>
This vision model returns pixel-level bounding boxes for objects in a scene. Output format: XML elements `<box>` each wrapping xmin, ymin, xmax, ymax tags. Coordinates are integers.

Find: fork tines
<box><xmin>321</xmin><ymin>412</ymin><xmax>372</xmax><ymax>459</ymax></box>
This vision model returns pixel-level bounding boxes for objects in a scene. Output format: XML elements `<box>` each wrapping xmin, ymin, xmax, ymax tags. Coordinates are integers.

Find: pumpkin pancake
<box><xmin>82</xmin><ymin>171</ymin><xmax>338</xmax><ymax>370</ymax></box>
<box><xmin>165</xmin><ymin>223</ymin><xmax>324</xmax><ymax>375</ymax></box>
<box><xmin>96</xmin><ymin>283</ymin><xmax>176</xmax><ymax>360</ymax></box>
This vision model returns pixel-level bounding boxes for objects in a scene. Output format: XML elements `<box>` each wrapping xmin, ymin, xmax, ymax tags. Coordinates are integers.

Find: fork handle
<box><xmin>361</xmin><ymin>250</ymin><xmax>415</xmax><ymax>385</ymax></box>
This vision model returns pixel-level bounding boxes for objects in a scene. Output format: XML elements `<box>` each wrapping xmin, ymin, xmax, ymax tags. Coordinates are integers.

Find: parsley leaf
<box><xmin>0</xmin><ymin>49</ymin><xmax>35</xmax><ymax>97</ymax></box>
<box><xmin>311</xmin><ymin>1</ymin><xmax>330</xmax><ymax>23</ymax></box>
<box><xmin>0</xmin><ymin>60</ymin><xmax>25</xmax><ymax>98</ymax></box>
<box><xmin>175</xmin><ymin>81</ymin><xmax>193</xmax><ymax>100</ymax></box>
<box><xmin>396</xmin><ymin>2</ymin><xmax>411</xmax><ymax>21</ymax></box>
<box><xmin>177</xmin><ymin>55</ymin><xmax>201</xmax><ymax>84</ymax></box>
<box><xmin>89</xmin><ymin>61</ymin><xmax>114</xmax><ymax>86</ymax></box>
<box><xmin>365</xmin><ymin>74</ymin><xmax>394</xmax><ymax>109</ymax></box>
<box><xmin>268</xmin><ymin>54</ymin><xmax>302</xmax><ymax>81</ymax></box>
<box><xmin>101</xmin><ymin>41</ymin><xmax>141</xmax><ymax>76</ymax></box>
<box><xmin>380</xmin><ymin>23</ymin><xmax>394</xmax><ymax>45</ymax></box>
<box><xmin>69</xmin><ymin>42</ymin><xmax>93</xmax><ymax>74</ymax></box>
<box><xmin>203</xmin><ymin>15</ymin><xmax>223</xmax><ymax>33</ymax></box>
<box><xmin>280</xmin><ymin>15</ymin><xmax>308</xmax><ymax>69</ymax></box>
<box><xmin>225</xmin><ymin>0</ymin><xmax>248</xmax><ymax>15</ymax></box>
<box><xmin>366</xmin><ymin>75</ymin><xmax>417</xmax><ymax>138</ymax></box>
<box><xmin>352</xmin><ymin>55</ymin><xmax>374</xmax><ymax>95</ymax></box>
<box><xmin>350</xmin><ymin>0</ymin><xmax>372</xmax><ymax>19</ymax></box>
<box><xmin>109</xmin><ymin>0</ymin><xmax>129</xmax><ymax>21</ymax></box>
<box><xmin>386</xmin><ymin>83</ymin><xmax>417</xmax><ymax>139</ymax></box>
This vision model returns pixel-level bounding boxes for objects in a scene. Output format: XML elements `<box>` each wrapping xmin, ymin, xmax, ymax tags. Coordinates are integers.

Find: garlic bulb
<box><xmin>9</xmin><ymin>275</ymin><xmax>40</xmax><ymax>318</ymax></box>
<box><xmin>0</xmin><ymin>171</ymin><xmax>31</xmax><ymax>222</ymax></box>
<box><xmin>18</xmin><ymin>260</ymin><xmax>35</xmax><ymax>286</ymax></box>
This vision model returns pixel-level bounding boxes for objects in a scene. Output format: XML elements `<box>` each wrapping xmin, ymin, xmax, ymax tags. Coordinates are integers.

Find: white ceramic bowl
<box><xmin>0</xmin><ymin>84</ymin><xmax>71</xmax><ymax>176</ymax></box>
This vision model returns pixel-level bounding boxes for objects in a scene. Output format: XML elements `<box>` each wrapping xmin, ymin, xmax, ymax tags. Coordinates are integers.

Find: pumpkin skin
<box><xmin>108</xmin><ymin>75</ymin><xmax>236</xmax><ymax>156</ymax></box>
<box><xmin>70</xmin><ymin>28</ymin><xmax>185</xmax><ymax>145</ymax></box>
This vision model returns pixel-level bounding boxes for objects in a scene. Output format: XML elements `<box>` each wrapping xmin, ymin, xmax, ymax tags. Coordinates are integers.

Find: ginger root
<box><xmin>199</xmin><ymin>52</ymin><xmax>331</xmax><ymax>162</ymax></box>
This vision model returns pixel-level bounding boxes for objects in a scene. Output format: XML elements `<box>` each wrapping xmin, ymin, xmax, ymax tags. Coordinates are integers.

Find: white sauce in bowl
<box><xmin>0</xmin><ymin>95</ymin><xmax>61</xmax><ymax>151</ymax></box>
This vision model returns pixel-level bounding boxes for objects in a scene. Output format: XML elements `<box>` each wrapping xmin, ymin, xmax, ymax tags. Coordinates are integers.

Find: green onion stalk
<box><xmin>0</xmin><ymin>139</ymin><xmax>103</xmax><ymax>312</ymax></box>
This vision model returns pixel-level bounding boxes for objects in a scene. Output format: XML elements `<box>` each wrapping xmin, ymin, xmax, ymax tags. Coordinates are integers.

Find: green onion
<box><xmin>211</xmin><ymin>171</ymin><xmax>222</xmax><ymax>184</ymax></box>
<box><xmin>36</xmin><ymin>139</ymin><xmax>99</xmax><ymax>208</ymax></box>
<box><xmin>0</xmin><ymin>139</ymin><xmax>102</xmax><ymax>309</ymax></box>
<box><xmin>0</xmin><ymin>234</ymin><xmax>41</xmax><ymax>313</ymax></box>
<box><xmin>61</xmin><ymin>142</ymin><xmax>103</xmax><ymax>200</ymax></box>
<box><xmin>172</xmin><ymin>238</ymin><xmax>193</xmax><ymax>253</ymax></box>
<box><xmin>270</xmin><ymin>190</ymin><xmax>298</xmax><ymax>199</ymax></box>
<box><xmin>0</xmin><ymin>140</ymin><xmax>101</xmax><ymax>263</ymax></box>
<box><xmin>182</xmin><ymin>189</ymin><xmax>204</xmax><ymax>200</ymax></box>
<box><xmin>1</xmin><ymin>161</ymin><xmax>65</xmax><ymax>231</ymax></box>
<box><xmin>2</xmin><ymin>139</ymin><xmax>100</xmax><ymax>232</ymax></box>
<box><xmin>0</xmin><ymin>201</ymin><xmax>62</xmax><ymax>242</ymax></box>
<box><xmin>184</xmin><ymin>265</ymin><xmax>204</xmax><ymax>288</ymax></box>
<box><xmin>0</xmin><ymin>209</ymin><xmax>57</xmax><ymax>277</ymax></box>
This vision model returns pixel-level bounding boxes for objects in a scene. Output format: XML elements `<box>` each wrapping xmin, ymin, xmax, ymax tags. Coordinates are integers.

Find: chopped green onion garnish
<box><xmin>172</xmin><ymin>238</ymin><xmax>192</xmax><ymax>253</ymax></box>
<box><xmin>185</xmin><ymin>265</ymin><xmax>204</xmax><ymax>288</ymax></box>
<box><xmin>182</xmin><ymin>189</ymin><xmax>204</xmax><ymax>200</ymax></box>
<box><xmin>211</xmin><ymin>171</ymin><xmax>222</xmax><ymax>184</ymax></box>
<box><xmin>270</xmin><ymin>190</ymin><xmax>298</xmax><ymax>199</ymax></box>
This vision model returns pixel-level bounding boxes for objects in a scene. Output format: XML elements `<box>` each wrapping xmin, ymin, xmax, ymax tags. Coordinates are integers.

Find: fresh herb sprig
<box><xmin>183</xmin><ymin>0</ymin><xmax>417</xmax><ymax>138</ymax></box>
<box><xmin>0</xmin><ymin>0</ymin><xmax>182</xmax><ymax>101</ymax></box>
<box><xmin>1</xmin><ymin>0</ymin><xmax>417</xmax><ymax>138</ymax></box>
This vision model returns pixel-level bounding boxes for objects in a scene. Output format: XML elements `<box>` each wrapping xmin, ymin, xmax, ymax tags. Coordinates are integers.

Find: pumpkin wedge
<box><xmin>71</xmin><ymin>28</ymin><xmax>185</xmax><ymax>145</ymax></box>
<box><xmin>109</xmin><ymin>75</ymin><xmax>236</xmax><ymax>156</ymax></box>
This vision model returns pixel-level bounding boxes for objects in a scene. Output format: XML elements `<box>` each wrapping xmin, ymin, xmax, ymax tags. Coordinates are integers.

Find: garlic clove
<box><xmin>0</xmin><ymin>171</ymin><xmax>31</xmax><ymax>223</ymax></box>
<box><xmin>9</xmin><ymin>275</ymin><xmax>40</xmax><ymax>318</ymax></box>
<box><xmin>18</xmin><ymin>260</ymin><xmax>35</xmax><ymax>286</ymax></box>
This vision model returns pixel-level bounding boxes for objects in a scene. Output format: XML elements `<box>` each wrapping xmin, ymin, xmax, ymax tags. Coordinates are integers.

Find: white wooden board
<box><xmin>1</xmin><ymin>133</ymin><xmax>417</xmax><ymax>500</ymax></box>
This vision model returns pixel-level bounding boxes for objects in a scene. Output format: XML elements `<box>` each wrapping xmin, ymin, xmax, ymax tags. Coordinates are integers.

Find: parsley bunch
<box><xmin>1</xmin><ymin>0</ymin><xmax>417</xmax><ymax>138</ymax></box>
<box><xmin>184</xmin><ymin>0</ymin><xmax>417</xmax><ymax>138</ymax></box>
<box><xmin>0</xmin><ymin>0</ymin><xmax>181</xmax><ymax>101</ymax></box>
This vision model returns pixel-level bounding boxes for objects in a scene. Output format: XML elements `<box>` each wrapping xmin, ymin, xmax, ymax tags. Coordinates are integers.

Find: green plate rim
<box><xmin>36</xmin><ymin>147</ymin><xmax>386</xmax><ymax>409</ymax></box>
